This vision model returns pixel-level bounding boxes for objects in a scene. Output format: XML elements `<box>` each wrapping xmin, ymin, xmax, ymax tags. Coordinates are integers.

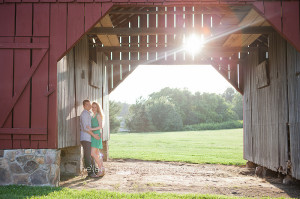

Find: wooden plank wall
<box><xmin>103</xmin><ymin>63</ymin><xmax>110</xmax><ymax>141</ymax></box>
<box><xmin>287</xmin><ymin>42</ymin><xmax>300</xmax><ymax>180</ymax></box>
<box><xmin>0</xmin><ymin>3</ymin><xmax>50</xmax><ymax>149</ymax></box>
<box><xmin>57</xmin><ymin>49</ymin><xmax>77</xmax><ymax>148</ymax></box>
<box><xmin>243</xmin><ymin>32</ymin><xmax>300</xmax><ymax>178</ymax></box>
<box><xmin>57</xmin><ymin>36</ymin><xmax>107</xmax><ymax>148</ymax></box>
<box><xmin>0</xmin><ymin>2</ymin><xmax>112</xmax><ymax>149</ymax></box>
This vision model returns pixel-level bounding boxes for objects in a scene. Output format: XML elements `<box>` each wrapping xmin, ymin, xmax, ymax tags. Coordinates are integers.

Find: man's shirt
<box><xmin>80</xmin><ymin>109</ymin><xmax>92</xmax><ymax>142</ymax></box>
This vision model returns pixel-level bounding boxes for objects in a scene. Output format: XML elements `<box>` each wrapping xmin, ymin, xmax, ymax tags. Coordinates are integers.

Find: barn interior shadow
<box><xmin>265</xmin><ymin>176</ymin><xmax>300</xmax><ymax>198</ymax></box>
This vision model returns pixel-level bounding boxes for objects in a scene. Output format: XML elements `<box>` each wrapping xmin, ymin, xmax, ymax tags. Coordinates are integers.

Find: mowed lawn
<box><xmin>0</xmin><ymin>185</ymin><xmax>253</xmax><ymax>199</ymax></box>
<box><xmin>109</xmin><ymin>128</ymin><xmax>246</xmax><ymax>165</ymax></box>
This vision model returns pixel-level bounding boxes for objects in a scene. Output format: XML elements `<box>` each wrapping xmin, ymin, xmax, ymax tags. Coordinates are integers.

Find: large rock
<box><xmin>40</xmin><ymin>164</ymin><xmax>50</xmax><ymax>172</ymax></box>
<box><xmin>49</xmin><ymin>164</ymin><xmax>60</xmax><ymax>186</ymax></box>
<box><xmin>0</xmin><ymin>150</ymin><xmax>4</xmax><ymax>158</ymax></box>
<box><xmin>0</xmin><ymin>159</ymin><xmax>12</xmax><ymax>185</ymax></box>
<box><xmin>246</xmin><ymin>161</ymin><xmax>257</xmax><ymax>168</ymax></box>
<box><xmin>45</xmin><ymin>150</ymin><xmax>60</xmax><ymax>165</ymax></box>
<box><xmin>255</xmin><ymin>166</ymin><xmax>266</xmax><ymax>177</ymax></box>
<box><xmin>10</xmin><ymin>163</ymin><xmax>23</xmax><ymax>174</ymax></box>
<box><xmin>24</xmin><ymin>160</ymin><xmax>39</xmax><ymax>174</ymax></box>
<box><xmin>13</xmin><ymin>174</ymin><xmax>29</xmax><ymax>185</ymax></box>
<box><xmin>0</xmin><ymin>168</ymin><xmax>12</xmax><ymax>185</ymax></box>
<box><xmin>4</xmin><ymin>150</ymin><xmax>17</xmax><ymax>162</ymax></box>
<box><xmin>30</xmin><ymin>170</ymin><xmax>48</xmax><ymax>185</ymax></box>
<box><xmin>283</xmin><ymin>175</ymin><xmax>294</xmax><ymax>185</ymax></box>
<box><xmin>35</xmin><ymin>156</ymin><xmax>45</xmax><ymax>164</ymax></box>
<box><xmin>25</xmin><ymin>149</ymin><xmax>34</xmax><ymax>154</ymax></box>
<box><xmin>35</xmin><ymin>149</ymin><xmax>47</xmax><ymax>155</ymax></box>
<box><xmin>16</xmin><ymin>155</ymin><xmax>34</xmax><ymax>166</ymax></box>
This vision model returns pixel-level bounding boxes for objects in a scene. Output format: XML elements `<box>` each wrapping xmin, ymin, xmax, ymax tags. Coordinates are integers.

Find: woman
<box><xmin>87</xmin><ymin>102</ymin><xmax>105</xmax><ymax>177</ymax></box>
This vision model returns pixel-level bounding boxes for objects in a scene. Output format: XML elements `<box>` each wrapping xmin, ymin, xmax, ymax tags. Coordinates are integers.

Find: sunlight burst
<box><xmin>183</xmin><ymin>33</ymin><xmax>204</xmax><ymax>55</ymax></box>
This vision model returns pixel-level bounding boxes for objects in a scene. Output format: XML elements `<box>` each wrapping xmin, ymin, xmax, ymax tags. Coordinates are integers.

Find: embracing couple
<box><xmin>80</xmin><ymin>99</ymin><xmax>105</xmax><ymax>178</ymax></box>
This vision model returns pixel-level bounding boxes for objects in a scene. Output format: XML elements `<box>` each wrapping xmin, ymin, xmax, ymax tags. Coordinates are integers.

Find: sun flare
<box><xmin>183</xmin><ymin>34</ymin><xmax>204</xmax><ymax>55</ymax></box>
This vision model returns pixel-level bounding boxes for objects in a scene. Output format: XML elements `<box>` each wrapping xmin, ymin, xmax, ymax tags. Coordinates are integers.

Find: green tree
<box><xmin>125</xmin><ymin>97</ymin><xmax>154</xmax><ymax>132</ymax></box>
<box><xmin>150</xmin><ymin>88</ymin><xmax>194</xmax><ymax>125</ymax></box>
<box><xmin>116</xmin><ymin>102</ymin><xmax>130</xmax><ymax>118</ymax></box>
<box><xmin>232</xmin><ymin>93</ymin><xmax>243</xmax><ymax>120</ymax></box>
<box><xmin>146</xmin><ymin>97</ymin><xmax>183</xmax><ymax>131</ymax></box>
<box><xmin>109</xmin><ymin>101</ymin><xmax>121</xmax><ymax>133</ymax></box>
<box><xmin>222</xmin><ymin>87</ymin><xmax>235</xmax><ymax>103</ymax></box>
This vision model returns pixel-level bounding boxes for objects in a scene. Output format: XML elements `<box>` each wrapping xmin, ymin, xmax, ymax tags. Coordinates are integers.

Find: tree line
<box><xmin>109</xmin><ymin>87</ymin><xmax>243</xmax><ymax>133</ymax></box>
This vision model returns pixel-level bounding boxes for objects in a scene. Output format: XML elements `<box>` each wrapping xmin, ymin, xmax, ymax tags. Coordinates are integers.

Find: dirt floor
<box><xmin>60</xmin><ymin>159</ymin><xmax>300</xmax><ymax>198</ymax></box>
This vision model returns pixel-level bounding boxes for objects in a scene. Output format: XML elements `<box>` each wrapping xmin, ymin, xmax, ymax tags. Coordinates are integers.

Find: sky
<box><xmin>109</xmin><ymin>64</ymin><xmax>233</xmax><ymax>104</ymax></box>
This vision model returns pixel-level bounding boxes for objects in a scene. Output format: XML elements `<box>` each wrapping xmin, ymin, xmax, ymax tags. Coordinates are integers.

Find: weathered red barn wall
<box><xmin>253</xmin><ymin>1</ymin><xmax>300</xmax><ymax>52</ymax></box>
<box><xmin>0</xmin><ymin>1</ymin><xmax>112</xmax><ymax>149</ymax></box>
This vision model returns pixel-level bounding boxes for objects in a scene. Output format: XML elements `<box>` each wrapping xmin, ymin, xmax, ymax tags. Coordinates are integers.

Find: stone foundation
<box><xmin>0</xmin><ymin>149</ymin><xmax>60</xmax><ymax>186</ymax></box>
<box><xmin>60</xmin><ymin>146</ymin><xmax>82</xmax><ymax>176</ymax></box>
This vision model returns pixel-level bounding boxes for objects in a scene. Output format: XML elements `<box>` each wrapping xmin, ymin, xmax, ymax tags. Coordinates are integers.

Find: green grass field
<box><xmin>109</xmin><ymin>128</ymin><xmax>246</xmax><ymax>165</ymax></box>
<box><xmin>0</xmin><ymin>185</ymin><xmax>280</xmax><ymax>199</ymax></box>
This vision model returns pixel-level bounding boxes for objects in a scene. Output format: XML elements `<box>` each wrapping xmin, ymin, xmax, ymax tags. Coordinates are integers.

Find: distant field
<box><xmin>109</xmin><ymin>129</ymin><xmax>246</xmax><ymax>165</ymax></box>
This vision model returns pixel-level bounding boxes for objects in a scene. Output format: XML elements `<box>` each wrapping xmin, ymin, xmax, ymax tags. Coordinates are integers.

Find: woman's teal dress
<box><xmin>91</xmin><ymin>113</ymin><xmax>103</xmax><ymax>149</ymax></box>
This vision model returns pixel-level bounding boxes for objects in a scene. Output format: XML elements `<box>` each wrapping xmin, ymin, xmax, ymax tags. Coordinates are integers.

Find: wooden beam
<box><xmin>97</xmin><ymin>46</ymin><xmax>258</xmax><ymax>53</ymax></box>
<box><xmin>109</xmin><ymin>9</ymin><xmax>247</xmax><ymax>15</ymax></box>
<box><xmin>105</xmin><ymin>59</ymin><xmax>212</xmax><ymax>66</ymax></box>
<box><xmin>211</xmin><ymin>63</ymin><xmax>243</xmax><ymax>94</ymax></box>
<box><xmin>0</xmin><ymin>42</ymin><xmax>49</xmax><ymax>49</ymax></box>
<box><xmin>0</xmin><ymin>128</ymin><xmax>47</xmax><ymax>135</ymax></box>
<box><xmin>89</xmin><ymin>26</ymin><xmax>274</xmax><ymax>36</ymax></box>
<box><xmin>97</xmin><ymin>15</ymin><xmax>120</xmax><ymax>46</ymax></box>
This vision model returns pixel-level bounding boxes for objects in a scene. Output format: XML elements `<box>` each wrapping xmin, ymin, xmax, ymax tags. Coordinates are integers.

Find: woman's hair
<box><xmin>92</xmin><ymin>102</ymin><xmax>105</xmax><ymax>124</ymax></box>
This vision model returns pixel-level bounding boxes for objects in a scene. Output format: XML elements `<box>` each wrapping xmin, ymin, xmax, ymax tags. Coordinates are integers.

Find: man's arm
<box><xmin>81</xmin><ymin>112</ymin><xmax>100</xmax><ymax>140</ymax></box>
<box><xmin>81</xmin><ymin>112</ymin><xmax>91</xmax><ymax>132</ymax></box>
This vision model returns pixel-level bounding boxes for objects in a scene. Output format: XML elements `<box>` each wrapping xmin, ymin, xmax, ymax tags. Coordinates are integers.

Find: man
<box><xmin>80</xmin><ymin>99</ymin><xmax>100</xmax><ymax>178</ymax></box>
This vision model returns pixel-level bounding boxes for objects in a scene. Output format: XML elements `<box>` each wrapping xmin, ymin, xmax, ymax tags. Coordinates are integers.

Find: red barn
<box><xmin>0</xmin><ymin>0</ymin><xmax>300</xmax><ymax>186</ymax></box>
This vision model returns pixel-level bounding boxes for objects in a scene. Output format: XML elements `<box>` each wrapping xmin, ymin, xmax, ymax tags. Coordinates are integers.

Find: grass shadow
<box><xmin>0</xmin><ymin>185</ymin><xmax>63</xmax><ymax>199</ymax></box>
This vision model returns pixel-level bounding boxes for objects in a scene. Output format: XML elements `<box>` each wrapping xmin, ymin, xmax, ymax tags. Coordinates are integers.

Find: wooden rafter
<box><xmin>109</xmin><ymin>9</ymin><xmax>248</xmax><ymax>15</ymax></box>
<box><xmin>106</xmin><ymin>59</ymin><xmax>212</xmax><ymax>66</ymax></box>
<box><xmin>223</xmin><ymin>9</ymin><xmax>271</xmax><ymax>47</ymax></box>
<box><xmin>96</xmin><ymin>46</ymin><xmax>258</xmax><ymax>53</ymax></box>
<box><xmin>89</xmin><ymin>26</ymin><xmax>274</xmax><ymax>36</ymax></box>
<box><xmin>96</xmin><ymin>15</ymin><xmax>120</xmax><ymax>46</ymax></box>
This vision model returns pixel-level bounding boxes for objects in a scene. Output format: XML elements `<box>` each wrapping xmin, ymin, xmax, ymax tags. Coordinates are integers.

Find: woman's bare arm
<box><xmin>84</xmin><ymin>129</ymin><xmax>100</xmax><ymax>140</ymax></box>
<box><xmin>88</xmin><ymin>114</ymin><xmax>103</xmax><ymax>131</ymax></box>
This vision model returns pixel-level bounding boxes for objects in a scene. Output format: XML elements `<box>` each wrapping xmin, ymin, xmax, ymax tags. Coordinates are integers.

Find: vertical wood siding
<box><xmin>244</xmin><ymin>32</ymin><xmax>300</xmax><ymax>179</ymax></box>
<box><xmin>57</xmin><ymin>36</ymin><xmax>107</xmax><ymax>148</ymax></box>
<box><xmin>287</xmin><ymin>43</ymin><xmax>300</xmax><ymax>180</ymax></box>
<box><xmin>103</xmin><ymin>64</ymin><xmax>110</xmax><ymax>141</ymax></box>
